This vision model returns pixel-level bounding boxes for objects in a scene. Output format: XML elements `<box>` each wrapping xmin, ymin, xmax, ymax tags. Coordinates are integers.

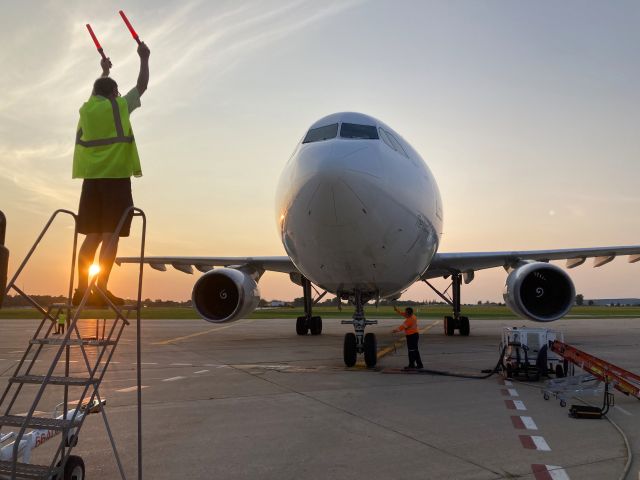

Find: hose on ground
<box><xmin>415</xmin><ymin>345</ymin><xmax>508</xmax><ymax>380</ymax></box>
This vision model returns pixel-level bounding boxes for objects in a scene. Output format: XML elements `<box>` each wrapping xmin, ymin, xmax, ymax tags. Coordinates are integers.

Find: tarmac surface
<box><xmin>0</xmin><ymin>315</ymin><xmax>639</xmax><ymax>479</ymax></box>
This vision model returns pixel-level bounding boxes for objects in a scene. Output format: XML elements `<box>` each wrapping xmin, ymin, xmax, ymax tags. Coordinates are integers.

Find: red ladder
<box><xmin>550</xmin><ymin>340</ymin><xmax>640</xmax><ymax>399</ymax></box>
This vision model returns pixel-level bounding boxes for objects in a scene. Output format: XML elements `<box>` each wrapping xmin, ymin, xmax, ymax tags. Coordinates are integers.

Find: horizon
<box><xmin>2</xmin><ymin>1</ymin><xmax>639</xmax><ymax>304</ymax></box>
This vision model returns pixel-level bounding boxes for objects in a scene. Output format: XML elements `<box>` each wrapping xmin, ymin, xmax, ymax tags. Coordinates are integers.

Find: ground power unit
<box><xmin>500</xmin><ymin>327</ymin><xmax>567</xmax><ymax>380</ymax></box>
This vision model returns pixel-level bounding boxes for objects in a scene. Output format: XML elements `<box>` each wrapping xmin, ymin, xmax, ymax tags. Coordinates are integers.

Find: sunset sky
<box><xmin>1</xmin><ymin>0</ymin><xmax>639</xmax><ymax>303</ymax></box>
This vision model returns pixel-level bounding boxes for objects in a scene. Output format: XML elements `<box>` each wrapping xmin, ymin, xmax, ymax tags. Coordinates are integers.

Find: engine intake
<box><xmin>503</xmin><ymin>262</ymin><xmax>575</xmax><ymax>322</ymax></box>
<box><xmin>192</xmin><ymin>268</ymin><xmax>261</xmax><ymax>323</ymax></box>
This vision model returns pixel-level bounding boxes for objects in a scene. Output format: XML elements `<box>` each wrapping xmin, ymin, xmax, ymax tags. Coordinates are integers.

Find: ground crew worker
<box><xmin>72</xmin><ymin>41</ymin><xmax>150</xmax><ymax>307</ymax></box>
<box><xmin>392</xmin><ymin>305</ymin><xmax>423</xmax><ymax>370</ymax></box>
<box><xmin>55</xmin><ymin>313</ymin><xmax>66</xmax><ymax>335</ymax></box>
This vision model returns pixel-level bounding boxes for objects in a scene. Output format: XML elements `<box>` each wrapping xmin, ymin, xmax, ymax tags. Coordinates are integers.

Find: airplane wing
<box><xmin>115</xmin><ymin>256</ymin><xmax>297</xmax><ymax>275</ymax></box>
<box><xmin>423</xmin><ymin>245</ymin><xmax>640</xmax><ymax>281</ymax></box>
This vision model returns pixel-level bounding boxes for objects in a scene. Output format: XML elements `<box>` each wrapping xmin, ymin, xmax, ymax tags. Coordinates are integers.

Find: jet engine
<box><xmin>503</xmin><ymin>262</ymin><xmax>575</xmax><ymax>322</ymax></box>
<box><xmin>192</xmin><ymin>268</ymin><xmax>261</xmax><ymax>323</ymax></box>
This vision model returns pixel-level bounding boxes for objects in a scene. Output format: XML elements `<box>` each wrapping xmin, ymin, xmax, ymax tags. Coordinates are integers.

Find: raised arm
<box><xmin>100</xmin><ymin>57</ymin><xmax>112</xmax><ymax>78</ymax></box>
<box><xmin>136</xmin><ymin>42</ymin><xmax>150</xmax><ymax>96</ymax></box>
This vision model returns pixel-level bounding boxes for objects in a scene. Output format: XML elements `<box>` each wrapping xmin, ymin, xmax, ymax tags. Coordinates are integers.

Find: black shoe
<box><xmin>72</xmin><ymin>288</ymin><xmax>104</xmax><ymax>307</ymax></box>
<box><xmin>416</xmin><ymin>365</ymin><xmax>424</xmax><ymax>370</ymax></box>
<box><xmin>403</xmin><ymin>365</ymin><xmax>416</xmax><ymax>371</ymax></box>
<box><xmin>104</xmin><ymin>290</ymin><xmax>125</xmax><ymax>306</ymax></box>
<box><xmin>72</xmin><ymin>288</ymin><xmax>87</xmax><ymax>306</ymax></box>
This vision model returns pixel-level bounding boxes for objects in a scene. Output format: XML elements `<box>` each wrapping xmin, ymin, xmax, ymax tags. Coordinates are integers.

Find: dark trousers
<box><xmin>406</xmin><ymin>333</ymin><xmax>423</xmax><ymax>368</ymax></box>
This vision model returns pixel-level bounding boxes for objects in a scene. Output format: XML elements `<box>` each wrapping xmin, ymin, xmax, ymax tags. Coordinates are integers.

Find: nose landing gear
<box><xmin>341</xmin><ymin>291</ymin><xmax>378</xmax><ymax>368</ymax></box>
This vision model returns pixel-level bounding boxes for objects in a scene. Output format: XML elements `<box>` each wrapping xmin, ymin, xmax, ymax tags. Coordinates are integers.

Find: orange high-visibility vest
<box><xmin>395</xmin><ymin>308</ymin><xmax>418</xmax><ymax>335</ymax></box>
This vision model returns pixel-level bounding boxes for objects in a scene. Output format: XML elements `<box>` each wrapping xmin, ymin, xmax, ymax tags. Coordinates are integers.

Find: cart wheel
<box><xmin>543</xmin><ymin>392</ymin><xmax>549</xmax><ymax>401</ymax></box>
<box><xmin>560</xmin><ymin>400</ymin><xmax>566</xmax><ymax>408</ymax></box>
<box><xmin>64</xmin><ymin>455</ymin><xmax>85</xmax><ymax>480</ymax></box>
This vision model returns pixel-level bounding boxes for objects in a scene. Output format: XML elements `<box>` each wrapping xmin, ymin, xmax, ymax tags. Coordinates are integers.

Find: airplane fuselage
<box><xmin>276</xmin><ymin>112</ymin><xmax>443</xmax><ymax>299</ymax></box>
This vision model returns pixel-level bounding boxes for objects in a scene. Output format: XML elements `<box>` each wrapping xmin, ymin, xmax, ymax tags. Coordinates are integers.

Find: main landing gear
<box><xmin>424</xmin><ymin>272</ymin><xmax>470</xmax><ymax>337</ymax></box>
<box><xmin>341</xmin><ymin>291</ymin><xmax>378</xmax><ymax>368</ymax></box>
<box><xmin>296</xmin><ymin>277</ymin><xmax>324</xmax><ymax>336</ymax></box>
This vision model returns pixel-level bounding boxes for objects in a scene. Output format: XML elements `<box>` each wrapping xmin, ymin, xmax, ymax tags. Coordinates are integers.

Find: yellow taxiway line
<box><xmin>353</xmin><ymin>320</ymin><xmax>441</xmax><ymax>368</ymax></box>
<box><xmin>153</xmin><ymin>319</ymin><xmax>255</xmax><ymax>345</ymax></box>
<box><xmin>376</xmin><ymin>319</ymin><xmax>441</xmax><ymax>360</ymax></box>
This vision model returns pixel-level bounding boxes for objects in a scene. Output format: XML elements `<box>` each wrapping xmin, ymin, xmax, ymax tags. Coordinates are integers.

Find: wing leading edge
<box><xmin>116</xmin><ymin>256</ymin><xmax>297</xmax><ymax>275</ymax></box>
<box><xmin>424</xmin><ymin>245</ymin><xmax>640</xmax><ymax>281</ymax></box>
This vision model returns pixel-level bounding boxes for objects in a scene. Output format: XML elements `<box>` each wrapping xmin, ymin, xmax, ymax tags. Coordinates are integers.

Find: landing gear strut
<box><xmin>341</xmin><ymin>291</ymin><xmax>378</xmax><ymax>368</ymax></box>
<box><xmin>424</xmin><ymin>273</ymin><xmax>470</xmax><ymax>336</ymax></box>
<box><xmin>296</xmin><ymin>277</ymin><xmax>323</xmax><ymax>336</ymax></box>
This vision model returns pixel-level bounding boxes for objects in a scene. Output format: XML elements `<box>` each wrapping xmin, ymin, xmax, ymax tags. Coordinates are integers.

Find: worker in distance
<box><xmin>71</xmin><ymin>41</ymin><xmax>150</xmax><ymax>306</ymax></box>
<box><xmin>392</xmin><ymin>305</ymin><xmax>424</xmax><ymax>370</ymax></box>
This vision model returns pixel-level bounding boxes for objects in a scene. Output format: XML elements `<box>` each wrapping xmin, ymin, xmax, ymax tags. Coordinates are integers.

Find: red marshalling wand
<box><xmin>119</xmin><ymin>10</ymin><xmax>142</xmax><ymax>45</ymax></box>
<box><xmin>85</xmin><ymin>24</ymin><xmax>107</xmax><ymax>60</ymax></box>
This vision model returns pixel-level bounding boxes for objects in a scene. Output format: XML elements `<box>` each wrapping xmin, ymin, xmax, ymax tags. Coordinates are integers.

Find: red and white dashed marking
<box><xmin>531</xmin><ymin>464</ymin><xmax>570</xmax><ymax>479</ymax></box>
<box><xmin>501</xmin><ymin>388</ymin><xmax>519</xmax><ymax>397</ymax></box>
<box><xmin>511</xmin><ymin>415</ymin><xmax>538</xmax><ymax>430</ymax></box>
<box><xmin>520</xmin><ymin>435</ymin><xmax>551</xmax><ymax>451</ymax></box>
<box><xmin>505</xmin><ymin>399</ymin><xmax>527</xmax><ymax>410</ymax></box>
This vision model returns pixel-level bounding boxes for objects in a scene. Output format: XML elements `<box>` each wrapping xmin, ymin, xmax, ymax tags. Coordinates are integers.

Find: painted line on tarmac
<box><xmin>162</xmin><ymin>376</ymin><xmax>186</xmax><ymax>382</ymax></box>
<box><xmin>614</xmin><ymin>405</ymin><xmax>633</xmax><ymax>416</ymax></box>
<box><xmin>194</xmin><ymin>370</ymin><xmax>209</xmax><ymax>374</ymax></box>
<box><xmin>520</xmin><ymin>435</ymin><xmax>551</xmax><ymax>451</ymax></box>
<box><xmin>153</xmin><ymin>319</ymin><xmax>254</xmax><ymax>345</ymax></box>
<box><xmin>505</xmin><ymin>400</ymin><xmax>527</xmax><ymax>411</ymax></box>
<box><xmin>374</xmin><ymin>320</ymin><xmax>441</xmax><ymax>361</ymax></box>
<box><xmin>116</xmin><ymin>385</ymin><xmax>149</xmax><ymax>393</ymax></box>
<box><xmin>511</xmin><ymin>416</ymin><xmax>538</xmax><ymax>430</ymax></box>
<box><xmin>531</xmin><ymin>464</ymin><xmax>570</xmax><ymax>479</ymax></box>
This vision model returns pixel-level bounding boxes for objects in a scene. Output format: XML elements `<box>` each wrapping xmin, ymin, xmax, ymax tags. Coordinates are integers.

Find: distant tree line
<box><xmin>2</xmin><ymin>294</ymin><xmax>191</xmax><ymax>308</ymax></box>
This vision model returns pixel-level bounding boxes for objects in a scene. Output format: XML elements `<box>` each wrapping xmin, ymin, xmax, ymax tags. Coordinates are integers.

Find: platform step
<box><xmin>10</xmin><ymin>375</ymin><xmax>96</xmax><ymax>386</ymax></box>
<box><xmin>30</xmin><ymin>338</ymin><xmax>116</xmax><ymax>347</ymax></box>
<box><xmin>0</xmin><ymin>414</ymin><xmax>79</xmax><ymax>430</ymax></box>
<box><xmin>0</xmin><ymin>460</ymin><xmax>52</xmax><ymax>479</ymax></box>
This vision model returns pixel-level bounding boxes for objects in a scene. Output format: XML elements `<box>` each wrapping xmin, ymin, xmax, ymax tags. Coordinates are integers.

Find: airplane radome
<box><xmin>117</xmin><ymin>112</ymin><xmax>640</xmax><ymax>368</ymax></box>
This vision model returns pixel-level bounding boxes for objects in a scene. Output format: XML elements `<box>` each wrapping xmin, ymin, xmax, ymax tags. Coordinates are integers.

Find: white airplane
<box><xmin>118</xmin><ymin>112</ymin><xmax>640</xmax><ymax>368</ymax></box>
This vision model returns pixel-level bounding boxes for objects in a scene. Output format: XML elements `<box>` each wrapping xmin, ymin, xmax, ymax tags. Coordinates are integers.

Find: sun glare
<box><xmin>88</xmin><ymin>264</ymin><xmax>101</xmax><ymax>277</ymax></box>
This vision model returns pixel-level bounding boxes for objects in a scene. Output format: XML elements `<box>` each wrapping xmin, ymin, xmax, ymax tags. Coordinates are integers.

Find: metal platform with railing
<box><xmin>0</xmin><ymin>207</ymin><xmax>146</xmax><ymax>480</ymax></box>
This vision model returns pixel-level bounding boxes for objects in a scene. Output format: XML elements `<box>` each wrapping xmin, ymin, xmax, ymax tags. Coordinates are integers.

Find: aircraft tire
<box><xmin>296</xmin><ymin>316</ymin><xmax>308</xmax><ymax>336</ymax></box>
<box><xmin>363</xmin><ymin>333</ymin><xmax>377</xmax><ymax>368</ymax></box>
<box><xmin>343</xmin><ymin>333</ymin><xmax>357</xmax><ymax>367</ymax></box>
<box><xmin>309</xmin><ymin>316</ymin><xmax>322</xmax><ymax>335</ymax></box>
<box><xmin>459</xmin><ymin>316</ymin><xmax>470</xmax><ymax>336</ymax></box>
<box><xmin>444</xmin><ymin>316</ymin><xmax>455</xmax><ymax>336</ymax></box>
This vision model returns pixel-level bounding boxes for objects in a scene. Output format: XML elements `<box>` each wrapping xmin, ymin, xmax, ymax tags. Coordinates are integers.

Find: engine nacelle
<box><xmin>192</xmin><ymin>268</ymin><xmax>261</xmax><ymax>323</ymax></box>
<box><xmin>503</xmin><ymin>262</ymin><xmax>575</xmax><ymax>322</ymax></box>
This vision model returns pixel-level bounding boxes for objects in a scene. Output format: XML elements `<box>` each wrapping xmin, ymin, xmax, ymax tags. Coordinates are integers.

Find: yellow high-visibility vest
<box><xmin>72</xmin><ymin>96</ymin><xmax>142</xmax><ymax>179</ymax></box>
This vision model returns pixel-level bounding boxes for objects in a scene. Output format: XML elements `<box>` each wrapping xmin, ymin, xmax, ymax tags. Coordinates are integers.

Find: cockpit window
<box><xmin>340</xmin><ymin>123</ymin><xmax>379</xmax><ymax>140</ymax></box>
<box><xmin>302</xmin><ymin>123</ymin><xmax>338</xmax><ymax>143</ymax></box>
<box><xmin>379</xmin><ymin>127</ymin><xmax>408</xmax><ymax>158</ymax></box>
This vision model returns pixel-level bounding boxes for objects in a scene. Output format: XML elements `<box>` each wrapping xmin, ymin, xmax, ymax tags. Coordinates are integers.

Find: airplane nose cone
<box><xmin>302</xmin><ymin>155</ymin><xmax>385</xmax><ymax>227</ymax></box>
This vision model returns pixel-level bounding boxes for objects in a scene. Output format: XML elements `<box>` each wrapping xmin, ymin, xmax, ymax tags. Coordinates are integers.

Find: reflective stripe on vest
<box><xmin>75</xmin><ymin>98</ymin><xmax>134</xmax><ymax>147</ymax></box>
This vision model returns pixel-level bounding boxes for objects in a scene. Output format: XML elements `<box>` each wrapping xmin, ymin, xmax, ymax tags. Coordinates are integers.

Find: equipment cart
<box><xmin>500</xmin><ymin>327</ymin><xmax>567</xmax><ymax>380</ymax></box>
